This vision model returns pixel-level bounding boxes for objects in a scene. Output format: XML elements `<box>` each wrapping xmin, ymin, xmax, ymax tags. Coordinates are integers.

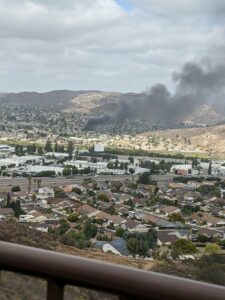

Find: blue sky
<box><xmin>115</xmin><ymin>0</ymin><xmax>133</xmax><ymax>11</ymax></box>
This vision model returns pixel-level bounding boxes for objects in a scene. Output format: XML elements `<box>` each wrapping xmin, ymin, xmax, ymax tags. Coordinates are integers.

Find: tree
<box><xmin>67</xmin><ymin>212</ymin><xmax>79</xmax><ymax>222</ymax></box>
<box><xmin>129</xmin><ymin>168</ymin><xmax>135</xmax><ymax>175</ymax></box>
<box><xmin>67</xmin><ymin>141</ymin><xmax>74</xmax><ymax>158</ymax></box>
<box><xmin>197</xmin><ymin>234</ymin><xmax>210</xmax><ymax>243</ymax></box>
<box><xmin>208</xmin><ymin>161</ymin><xmax>212</xmax><ymax>175</ymax></box>
<box><xmin>116</xmin><ymin>227</ymin><xmax>125</xmax><ymax>238</ymax></box>
<box><xmin>62</xmin><ymin>167</ymin><xmax>72</xmax><ymax>177</ymax></box>
<box><xmin>54</xmin><ymin>142</ymin><xmax>58</xmax><ymax>153</ymax></box>
<box><xmin>11</xmin><ymin>185</ymin><xmax>21</xmax><ymax>193</ymax></box>
<box><xmin>45</xmin><ymin>139</ymin><xmax>52</xmax><ymax>152</ymax></box>
<box><xmin>205</xmin><ymin>243</ymin><xmax>221</xmax><ymax>254</ymax></box>
<box><xmin>125</xmin><ymin>229</ymin><xmax>157</xmax><ymax>257</ymax></box>
<box><xmin>98</xmin><ymin>193</ymin><xmax>109</xmax><ymax>202</ymax></box>
<box><xmin>137</xmin><ymin>172</ymin><xmax>152</xmax><ymax>185</ymax></box>
<box><xmin>58</xmin><ymin>219</ymin><xmax>70</xmax><ymax>235</ymax></box>
<box><xmin>169</xmin><ymin>213</ymin><xmax>185</xmax><ymax>224</ymax></box>
<box><xmin>38</xmin><ymin>146</ymin><xmax>43</xmax><ymax>155</ymax></box>
<box><xmin>192</xmin><ymin>158</ymin><xmax>198</xmax><ymax>168</ymax></box>
<box><xmin>219</xmin><ymin>240</ymin><xmax>225</xmax><ymax>249</ymax></box>
<box><xmin>83</xmin><ymin>219</ymin><xmax>97</xmax><ymax>239</ymax></box>
<box><xmin>6</xmin><ymin>192</ymin><xmax>11</xmax><ymax>207</ymax></box>
<box><xmin>9</xmin><ymin>200</ymin><xmax>25</xmax><ymax>218</ymax></box>
<box><xmin>171</xmin><ymin>239</ymin><xmax>197</xmax><ymax>258</ymax></box>
<box><xmin>128</xmin><ymin>157</ymin><xmax>134</xmax><ymax>164</ymax></box>
<box><xmin>72</xmin><ymin>187</ymin><xmax>82</xmax><ymax>195</ymax></box>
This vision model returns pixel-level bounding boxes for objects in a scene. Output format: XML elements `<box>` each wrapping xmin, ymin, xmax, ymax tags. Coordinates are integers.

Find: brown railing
<box><xmin>0</xmin><ymin>241</ymin><xmax>225</xmax><ymax>300</ymax></box>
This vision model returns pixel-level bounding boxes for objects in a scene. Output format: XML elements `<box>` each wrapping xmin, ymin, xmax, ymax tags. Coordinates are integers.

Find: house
<box><xmin>192</xmin><ymin>226</ymin><xmax>224</xmax><ymax>239</ymax></box>
<box><xmin>190</xmin><ymin>212</ymin><xmax>225</xmax><ymax>227</ymax></box>
<box><xmin>122</xmin><ymin>219</ymin><xmax>147</xmax><ymax>232</ymax></box>
<box><xmin>94</xmin><ymin>238</ymin><xmax>129</xmax><ymax>256</ymax></box>
<box><xmin>38</xmin><ymin>187</ymin><xmax>54</xmax><ymax>197</ymax></box>
<box><xmin>155</xmin><ymin>205</ymin><xmax>180</xmax><ymax>216</ymax></box>
<box><xmin>157</xmin><ymin>229</ymin><xmax>191</xmax><ymax>246</ymax></box>
<box><xmin>94</xmin><ymin>211</ymin><xmax>124</xmax><ymax>227</ymax></box>
<box><xmin>77</xmin><ymin>204</ymin><xmax>99</xmax><ymax>217</ymax></box>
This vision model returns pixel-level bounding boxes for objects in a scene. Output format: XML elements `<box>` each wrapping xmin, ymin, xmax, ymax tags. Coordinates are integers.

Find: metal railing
<box><xmin>0</xmin><ymin>241</ymin><xmax>225</xmax><ymax>300</ymax></box>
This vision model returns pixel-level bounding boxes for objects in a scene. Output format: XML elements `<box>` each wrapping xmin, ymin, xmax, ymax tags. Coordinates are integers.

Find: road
<box><xmin>0</xmin><ymin>175</ymin><xmax>138</xmax><ymax>192</ymax></box>
<box><xmin>0</xmin><ymin>172</ymin><xmax>223</xmax><ymax>193</ymax></box>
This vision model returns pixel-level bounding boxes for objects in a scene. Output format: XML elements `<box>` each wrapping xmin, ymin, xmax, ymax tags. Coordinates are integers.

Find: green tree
<box><xmin>208</xmin><ymin>161</ymin><xmax>212</xmax><ymax>175</ymax></box>
<box><xmin>205</xmin><ymin>243</ymin><xmax>221</xmax><ymax>254</ymax></box>
<box><xmin>128</xmin><ymin>157</ymin><xmax>134</xmax><ymax>164</ymax></box>
<box><xmin>54</xmin><ymin>142</ymin><xmax>58</xmax><ymax>153</ymax></box>
<box><xmin>197</xmin><ymin>234</ymin><xmax>210</xmax><ymax>243</ymax></box>
<box><xmin>38</xmin><ymin>146</ymin><xmax>43</xmax><ymax>155</ymax></box>
<box><xmin>83</xmin><ymin>219</ymin><xmax>97</xmax><ymax>239</ymax></box>
<box><xmin>67</xmin><ymin>141</ymin><xmax>74</xmax><ymax>158</ymax></box>
<box><xmin>137</xmin><ymin>172</ymin><xmax>152</xmax><ymax>185</ymax></box>
<box><xmin>72</xmin><ymin>187</ymin><xmax>82</xmax><ymax>195</ymax></box>
<box><xmin>9</xmin><ymin>200</ymin><xmax>25</xmax><ymax>218</ymax></box>
<box><xmin>116</xmin><ymin>227</ymin><xmax>125</xmax><ymax>237</ymax></box>
<box><xmin>62</xmin><ymin>168</ymin><xmax>72</xmax><ymax>176</ymax></box>
<box><xmin>45</xmin><ymin>139</ymin><xmax>52</xmax><ymax>152</ymax></box>
<box><xmin>129</xmin><ymin>168</ymin><xmax>135</xmax><ymax>175</ymax></box>
<box><xmin>125</xmin><ymin>229</ymin><xmax>157</xmax><ymax>257</ymax></box>
<box><xmin>58</xmin><ymin>219</ymin><xmax>70</xmax><ymax>235</ymax></box>
<box><xmin>171</xmin><ymin>239</ymin><xmax>197</xmax><ymax>258</ymax></box>
<box><xmin>11</xmin><ymin>185</ymin><xmax>21</xmax><ymax>193</ymax></box>
<box><xmin>169</xmin><ymin>213</ymin><xmax>185</xmax><ymax>224</ymax></box>
<box><xmin>98</xmin><ymin>193</ymin><xmax>109</xmax><ymax>202</ymax></box>
<box><xmin>67</xmin><ymin>212</ymin><xmax>79</xmax><ymax>222</ymax></box>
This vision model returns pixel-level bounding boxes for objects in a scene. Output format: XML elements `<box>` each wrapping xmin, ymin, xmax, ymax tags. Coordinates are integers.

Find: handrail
<box><xmin>0</xmin><ymin>241</ymin><xmax>225</xmax><ymax>300</ymax></box>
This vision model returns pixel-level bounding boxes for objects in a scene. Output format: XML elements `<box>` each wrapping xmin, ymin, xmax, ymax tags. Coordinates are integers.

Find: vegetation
<box><xmin>171</xmin><ymin>239</ymin><xmax>197</xmax><ymax>258</ymax></box>
<box><xmin>169</xmin><ymin>213</ymin><xmax>185</xmax><ymax>224</ymax></box>
<box><xmin>205</xmin><ymin>243</ymin><xmax>221</xmax><ymax>254</ymax></box>
<box><xmin>11</xmin><ymin>185</ymin><xmax>21</xmax><ymax>192</ymax></box>
<box><xmin>196</xmin><ymin>185</ymin><xmax>221</xmax><ymax>197</ymax></box>
<box><xmin>124</xmin><ymin>229</ymin><xmax>157</xmax><ymax>257</ymax></box>
<box><xmin>137</xmin><ymin>172</ymin><xmax>153</xmax><ymax>185</ymax></box>
<box><xmin>67</xmin><ymin>212</ymin><xmax>80</xmax><ymax>223</ymax></box>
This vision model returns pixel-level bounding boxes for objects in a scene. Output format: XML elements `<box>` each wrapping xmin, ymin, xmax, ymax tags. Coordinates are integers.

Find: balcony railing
<box><xmin>0</xmin><ymin>241</ymin><xmax>225</xmax><ymax>299</ymax></box>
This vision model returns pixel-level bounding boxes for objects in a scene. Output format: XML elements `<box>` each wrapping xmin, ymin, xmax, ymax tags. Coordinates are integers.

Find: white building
<box><xmin>0</xmin><ymin>145</ymin><xmax>14</xmax><ymax>157</ymax></box>
<box><xmin>21</xmin><ymin>165</ymin><xmax>64</xmax><ymax>176</ymax></box>
<box><xmin>94</xmin><ymin>143</ymin><xmax>104</xmax><ymax>152</ymax></box>
<box><xmin>45</xmin><ymin>152</ymin><xmax>69</xmax><ymax>159</ymax></box>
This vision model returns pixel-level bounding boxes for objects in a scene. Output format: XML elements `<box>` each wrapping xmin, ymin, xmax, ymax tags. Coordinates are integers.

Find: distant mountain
<box><xmin>0</xmin><ymin>90</ymin><xmax>224</xmax><ymax>126</ymax></box>
<box><xmin>0</xmin><ymin>90</ymin><xmax>87</xmax><ymax>107</ymax></box>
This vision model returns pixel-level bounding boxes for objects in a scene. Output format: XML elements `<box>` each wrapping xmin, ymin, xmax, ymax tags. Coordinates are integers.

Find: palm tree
<box><xmin>28</xmin><ymin>176</ymin><xmax>32</xmax><ymax>192</ymax></box>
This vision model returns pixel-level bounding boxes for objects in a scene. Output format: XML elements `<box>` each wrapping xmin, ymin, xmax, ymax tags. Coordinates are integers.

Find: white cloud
<box><xmin>0</xmin><ymin>0</ymin><xmax>224</xmax><ymax>92</ymax></box>
<box><xmin>130</xmin><ymin>0</ymin><xmax>225</xmax><ymax>17</ymax></box>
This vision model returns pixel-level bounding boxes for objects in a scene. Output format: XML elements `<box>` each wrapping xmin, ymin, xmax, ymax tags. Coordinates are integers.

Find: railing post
<box><xmin>47</xmin><ymin>279</ymin><xmax>64</xmax><ymax>300</ymax></box>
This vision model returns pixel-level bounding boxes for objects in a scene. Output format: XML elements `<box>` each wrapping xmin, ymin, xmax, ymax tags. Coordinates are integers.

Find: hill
<box><xmin>0</xmin><ymin>90</ymin><xmax>224</xmax><ymax>127</ymax></box>
<box><xmin>138</xmin><ymin>124</ymin><xmax>225</xmax><ymax>158</ymax></box>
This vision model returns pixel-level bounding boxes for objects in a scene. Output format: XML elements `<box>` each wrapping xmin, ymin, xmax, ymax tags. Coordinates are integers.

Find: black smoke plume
<box><xmin>86</xmin><ymin>60</ymin><xmax>225</xmax><ymax>128</ymax></box>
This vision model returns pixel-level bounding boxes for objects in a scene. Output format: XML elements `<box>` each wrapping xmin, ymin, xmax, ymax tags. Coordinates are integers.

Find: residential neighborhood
<box><xmin>1</xmin><ymin>141</ymin><xmax>225</xmax><ymax>260</ymax></box>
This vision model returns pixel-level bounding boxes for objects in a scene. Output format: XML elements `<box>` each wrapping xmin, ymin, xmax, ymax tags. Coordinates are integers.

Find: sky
<box><xmin>0</xmin><ymin>0</ymin><xmax>224</xmax><ymax>93</ymax></box>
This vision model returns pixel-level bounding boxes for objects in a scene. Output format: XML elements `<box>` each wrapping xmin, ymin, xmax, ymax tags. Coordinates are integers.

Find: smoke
<box><xmin>86</xmin><ymin>59</ymin><xmax>225</xmax><ymax>128</ymax></box>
